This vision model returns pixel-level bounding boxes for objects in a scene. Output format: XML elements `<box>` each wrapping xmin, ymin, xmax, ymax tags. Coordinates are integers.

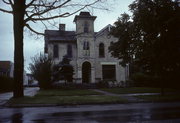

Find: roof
<box><xmin>45</xmin><ymin>24</ymin><xmax>112</xmax><ymax>42</ymax></box>
<box><xmin>95</xmin><ymin>24</ymin><xmax>112</xmax><ymax>37</ymax></box>
<box><xmin>0</xmin><ymin>61</ymin><xmax>12</xmax><ymax>71</ymax></box>
<box><xmin>73</xmin><ymin>11</ymin><xmax>96</xmax><ymax>22</ymax></box>
<box><xmin>80</xmin><ymin>12</ymin><xmax>91</xmax><ymax>16</ymax></box>
<box><xmin>45</xmin><ymin>30</ymin><xmax>76</xmax><ymax>42</ymax></box>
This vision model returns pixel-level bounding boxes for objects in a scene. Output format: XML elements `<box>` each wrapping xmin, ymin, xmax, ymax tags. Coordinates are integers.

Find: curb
<box><xmin>5</xmin><ymin>100</ymin><xmax>178</xmax><ymax>108</ymax></box>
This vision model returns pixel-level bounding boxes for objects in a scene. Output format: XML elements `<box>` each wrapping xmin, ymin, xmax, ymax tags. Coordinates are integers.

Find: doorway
<box><xmin>82</xmin><ymin>62</ymin><xmax>91</xmax><ymax>83</ymax></box>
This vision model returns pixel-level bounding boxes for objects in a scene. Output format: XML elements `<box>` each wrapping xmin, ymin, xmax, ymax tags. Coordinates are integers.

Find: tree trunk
<box><xmin>161</xmin><ymin>87</ymin><xmax>164</xmax><ymax>96</ymax></box>
<box><xmin>13</xmin><ymin>0</ymin><xmax>25</xmax><ymax>98</ymax></box>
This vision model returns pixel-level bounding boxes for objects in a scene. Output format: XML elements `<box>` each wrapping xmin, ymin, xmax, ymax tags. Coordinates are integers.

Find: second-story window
<box><xmin>84</xmin><ymin>21</ymin><xmax>89</xmax><ymax>33</ymax></box>
<box><xmin>83</xmin><ymin>41</ymin><xmax>90</xmax><ymax>56</ymax></box>
<box><xmin>83</xmin><ymin>41</ymin><xmax>89</xmax><ymax>50</ymax></box>
<box><xmin>67</xmin><ymin>44</ymin><xmax>72</xmax><ymax>58</ymax></box>
<box><xmin>53</xmin><ymin>44</ymin><xmax>59</xmax><ymax>58</ymax></box>
<box><xmin>99</xmin><ymin>43</ymin><xmax>105</xmax><ymax>57</ymax></box>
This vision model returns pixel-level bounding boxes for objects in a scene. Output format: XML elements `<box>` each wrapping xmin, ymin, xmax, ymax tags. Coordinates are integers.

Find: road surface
<box><xmin>1</xmin><ymin>102</ymin><xmax>180</xmax><ymax>123</ymax></box>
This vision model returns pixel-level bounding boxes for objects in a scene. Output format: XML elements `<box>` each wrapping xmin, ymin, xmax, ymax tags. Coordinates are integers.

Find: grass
<box><xmin>7</xmin><ymin>89</ymin><xmax>128</xmax><ymax>105</ymax></box>
<box><xmin>135</xmin><ymin>94</ymin><xmax>180</xmax><ymax>102</ymax></box>
<box><xmin>100</xmin><ymin>87</ymin><xmax>178</xmax><ymax>94</ymax></box>
<box><xmin>35</xmin><ymin>89</ymin><xmax>102</xmax><ymax>96</ymax></box>
<box><xmin>8</xmin><ymin>95</ymin><xmax>127</xmax><ymax>105</ymax></box>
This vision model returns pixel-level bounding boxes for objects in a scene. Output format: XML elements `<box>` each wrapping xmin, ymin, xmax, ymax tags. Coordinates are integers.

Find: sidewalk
<box><xmin>0</xmin><ymin>87</ymin><xmax>39</xmax><ymax>106</ymax></box>
<box><xmin>91</xmin><ymin>89</ymin><xmax>160</xmax><ymax>102</ymax></box>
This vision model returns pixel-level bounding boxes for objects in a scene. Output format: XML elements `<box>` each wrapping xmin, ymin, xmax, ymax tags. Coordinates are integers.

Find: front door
<box><xmin>82</xmin><ymin>62</ymin><xmax>91</xmax><ymax>83</ymax></box>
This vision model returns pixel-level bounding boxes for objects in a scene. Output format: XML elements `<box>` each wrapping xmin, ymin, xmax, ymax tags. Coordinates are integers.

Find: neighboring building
<box><xmin>26</xmin><ymin>73</ymin><xmax>38</xmax><ymax>85</ymax></box>
<box><xmin>26</xmin><ymin>73</ymin><xmax>34</xmax><ymax>85</ymax></box>
<box><xmin>0</xmin><ymin>61</ymin><xmax>14</xmax><ymax>78</ymax></box>
<box><xmin>23</xmin><ymin>70</ymin><xmax>28</xmax><ymax>86</ymax></box>
<box><xmin>45</xmin><ymin>12</ymin><xmax>129</xmax><ymax>83</ymax></box>
<box><xmin>0</xmin><ymin>61</ymin><xmax>28</xmax><ymax>85</ymax></box>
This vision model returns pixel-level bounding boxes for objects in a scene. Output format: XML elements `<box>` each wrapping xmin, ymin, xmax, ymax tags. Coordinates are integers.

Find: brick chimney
<box><xmin>59</xmin><ymin>24</ymin><xmax>65</xmax><ymax>31</ymax></box>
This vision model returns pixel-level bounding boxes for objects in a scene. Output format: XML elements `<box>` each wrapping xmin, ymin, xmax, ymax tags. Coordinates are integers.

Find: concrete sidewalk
<box><xmin>91</xmin><ymin>89</ymin><xmax>160</xmax><ymax>102</ymax></box>
<box><xmin>0</xmin><ymin>87</ymin><xmax>39</xmax><ymax>106</ymax></box>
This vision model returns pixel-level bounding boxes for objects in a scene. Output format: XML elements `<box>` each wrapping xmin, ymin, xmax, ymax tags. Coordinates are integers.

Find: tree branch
<box><xmin>29</xmin><ymin>0</ymin><xmax>102</xmax><ymax>22</ymax></box>
<box><xmin>30</xmin><ymin>1</ymin><xmax>57</xmax><ymax>8</ymax></box>
<box><xmin>26</xmin><ymin>0</ymin><xmax>36</xmax><ymax>9</ymax></box>
<box><xmin>62</xmin><ymin>0</ymin><xmax>101</xmax><ymax>17</ymax></box>
<box><xmin>0</xmin><ymin>8</ymin><xmax>13</xmax><ymax>14</ymax></box>
<box><xmin>25</xmin><ymin>0</ymin><xmax>70</xmax><ymax>23</ymax></box>
<box><xmin>30</xmin><ymin>12</ymin><xmax>69</xmax><ymax>21</ymax></box>
<box><xmin>2</xmin><ymin>0</ymin><xmax>11</xmax><ymax>5</ymax></box>
<box><xmin>7</xmin><ymin>0</ymin><xmax>14</xmax><ymax>9</ymax></box>
<box><xmin>23</xmin><ymin>0</ymin><xmax>107</xmax><ymax>37</ymax></box>
<box><xmin>25</xmin><ymin>24</ymin><xmax>44</xmax><ymax>35</ymax></box>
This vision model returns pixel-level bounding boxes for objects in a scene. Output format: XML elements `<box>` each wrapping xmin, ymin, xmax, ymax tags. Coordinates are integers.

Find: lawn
<box><xmin>35</xmin><ymin>89</ymin><xmax>102</xmax><ymax>96</ymax></box>
<box><xmin>8</xmin><ymin>95</ymin><xmax>127</xmax><ymax>105</ymax></box>
<box><xmin>7</xmin><ymin>89</ymin><xmax>128</xmax><ymax>105</ymax></box>
<box><xmin>135</xmin><ymin>94</ymin><xmax>180</xmax><ymax>102</ymax></box>
<box><xmin>100</xmin><ymin>87</ymin><xmax>178</xmax><ymax>94</ymax></box>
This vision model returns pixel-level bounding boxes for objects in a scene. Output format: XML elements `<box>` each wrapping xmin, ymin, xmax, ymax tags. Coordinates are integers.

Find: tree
<box><xmin>53</xmin><ymin>55</ymin><xmax>74</xmax><ymax>83</ymax></box>
<box><xmin>109</xmin><ymin>0</ymin><xmax>180</xmax><ymax>89</ymax></box>
<box><xmin>60</xmin><ymin>56</ymin><xmax>74</xmax><ymax>83</ymax></box>
<box><xmin>29</xmin><ymin>53</ymin><xmax>53</xmax><ymax>89</ymax></box>
<box><xmin>0</xmin><ymin>0</ymin><xmax>109</xmax><ymax>98</ymax></box>
<box><xmin>109</xmin><ymin>13</ymin><xmax>134</xmax><ymax>71</ymax></box>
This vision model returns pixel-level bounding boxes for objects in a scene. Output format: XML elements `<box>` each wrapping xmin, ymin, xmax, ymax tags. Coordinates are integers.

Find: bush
<box><xmin>0</xmin><ymin>75</ymin><xmax>13</xmax><ymax>92</ymax></box>
<box><xmin>96</xmin><ymin>80</ymin><xmax>109</xmax><ymax>88</ymax></box>
<box><xmin>131</xmin><ymin>73</ymin><xmax>160</xmax><ymax>87</ymax></box>
<box><xmin>29</xmin><ymin>53</ymin><xmax>53</xmax><ymax>89</ymax></box>
<box><xmin>131</xmin><ymin>73</ymin><xmax>150</xmax><ymax>87</ymax></box>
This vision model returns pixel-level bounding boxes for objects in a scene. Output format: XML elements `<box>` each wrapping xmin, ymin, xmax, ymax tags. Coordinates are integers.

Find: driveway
<box><xmin>0</xmin><ymin>87</ymin><xmax>39</xmax><ymax>106</ymax></box>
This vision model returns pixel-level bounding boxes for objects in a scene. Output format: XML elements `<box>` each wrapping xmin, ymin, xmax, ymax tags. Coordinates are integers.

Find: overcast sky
<box><xmin>0</xmin><ymin>0</ymin><xmax>133</xmax><ymax>73</ymax></box>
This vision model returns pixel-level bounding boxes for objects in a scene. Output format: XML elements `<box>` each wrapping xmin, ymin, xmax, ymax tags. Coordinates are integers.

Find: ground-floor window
<box><xmin>102</xmin><ymin>65</ymin><xmax>116</xmax><ymax>80</ymax></box>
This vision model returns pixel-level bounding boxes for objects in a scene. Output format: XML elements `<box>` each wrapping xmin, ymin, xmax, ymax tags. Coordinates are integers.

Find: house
<box><xmin>0</xmin><ymin>61</ymin><xmax>14</xmax><ymax>78</ymax></box>
<box><xmin>0</xmin><ymin>61</ymin><xmax>28</xmax><ymax>85</ymax></box>
<box><xmin>26</xmin><ymin>73</ymin><xmax>38</xmax><ymax>86</ymax></box>
<box><xmin>44</xmin><ymin>12</ymin><xmax>129</xmax><ymax>83</ymax></box>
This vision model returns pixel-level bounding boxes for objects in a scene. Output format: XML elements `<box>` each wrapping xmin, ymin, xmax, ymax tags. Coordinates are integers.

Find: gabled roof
<box><xmin>45</xmin><ymin>24</ymin><xmax>113</xmax><ymax>43</ymax></box>
<box><xmin>95</xmin><ymin>24</ymin><xmax>112</xmax><ymax>37</ymax></box>
<box><xmin>45</xmin><ymin>30</ymin><xmax>76</xmax><ymax>42</ymax></box>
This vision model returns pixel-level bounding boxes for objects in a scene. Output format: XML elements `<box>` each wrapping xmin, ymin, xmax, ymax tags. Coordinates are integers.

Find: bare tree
<box><xmin>0</xmin><ymin>0</ymin><xmax>109</xmax><ymax>98</ymax></box>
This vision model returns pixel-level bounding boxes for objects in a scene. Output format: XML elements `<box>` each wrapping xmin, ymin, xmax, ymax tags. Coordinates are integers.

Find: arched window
<box><xmin>83</xmin><ymin>41</ymin><xmax>90</xmax><ymax>56</ymax></box>
<box><xmin>67</xmin><ymin>44</ymin><xmax>72</xmax><ymax>58</ymax></box>
<box><xmin>84</xmin><ymin>21</ymin><xmax>89</xmax><ymax>33</ymax></box>
<box><xmin>83</xmin><ymin>41</ymin><xmax>89</xmax><ymax>50</ymax></box>
<box><xmin>99</xmin><ymin>43</ymin><xmax>105</xmax><ymax>57</ymax></box>
<box><xmin>53</xmin><ymin>44</ymin><xmax>59</xmax><ymax>58</ymax></box>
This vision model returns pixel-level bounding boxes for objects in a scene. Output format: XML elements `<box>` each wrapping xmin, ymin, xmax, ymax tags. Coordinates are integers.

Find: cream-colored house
<box><xmin>45</xmin><ymin>12</ymin><xmax>129</xmax><ymax>83</ymax></box>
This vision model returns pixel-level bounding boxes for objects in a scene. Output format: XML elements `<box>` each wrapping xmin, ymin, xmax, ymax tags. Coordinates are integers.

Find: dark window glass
<box><xmin>84</xmin><ymin>21</ymin><xmax>88</xmax><ymax>33</ymax></box>
<box><xmin>53</xmin><ymin>44</ymin><xmax>59</xmax><ymax>58</ymax></box>
<box><xmin>99</xmin><ymin>43</ymin><xmax>105</xmax><ymax>57</ymax></box>
<box><xmin>83</xmin><ymin>41</ymin><xmax>89</xmax><ymax>50</ymax></box>
<box><xmin>102</xmin><ymin>65</ymin><xmax>116</xmax><ymax>80</ymax></box>
<box><xmin>67</xmin><ymin>44</ymin><xmax>72</xmax><ymax>58</ymax></box>
<box><xmin>83</xmin><ymin>41</ymin><xmax>86</xmax><ymax>50</ymax></box>
<box><xmin>86</xmin><ymin>42</ymin><xmax>89</xmax><ymax>50</ymax></box>
<box><xmin>83</xmin><ymin>41</ymin><xmax>90</xmax><ymax>56</ymax></box>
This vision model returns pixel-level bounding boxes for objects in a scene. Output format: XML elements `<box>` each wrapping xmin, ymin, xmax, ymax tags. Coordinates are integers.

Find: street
<box><xmin>1</xmin><ymin>102</ymin><xmax>180</xmax><ymax>123</ymax></box>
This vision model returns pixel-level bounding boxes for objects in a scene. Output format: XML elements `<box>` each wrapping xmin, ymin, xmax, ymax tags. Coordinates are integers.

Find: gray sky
<box><xmin>0</xmin><ymin>0</ymin><xmax>133</xmax><ymax>73</ymax></box>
